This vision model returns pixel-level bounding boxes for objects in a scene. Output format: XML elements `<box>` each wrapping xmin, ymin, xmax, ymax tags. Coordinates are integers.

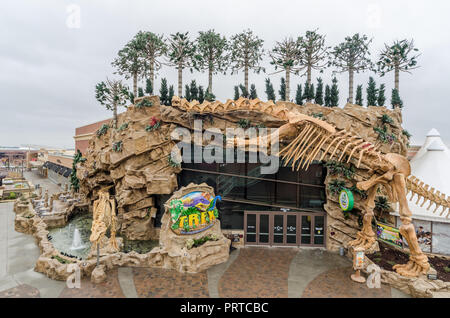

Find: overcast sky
<box><xmin>1</xmin><ymin>0</ymin><xmax>450</xmax><ymax>149</ymax></box>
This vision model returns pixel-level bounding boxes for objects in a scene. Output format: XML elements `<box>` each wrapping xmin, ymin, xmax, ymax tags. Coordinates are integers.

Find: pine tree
<box><xmin>330</xmin><ymin>77</ymin><xmax>339</xmax><ymax>107</ymax></box>
<box><xmin>308</xmin><ymin>84</ymin><xmax>315</xmax><ymax>103</ymax></box>
<box><xmin>128</xmin><ymin>91</ymin><xmax>135</xmax><ymax>104</ymax></box>
<box><xmin>168</xmin><ymin>85</ymin><xmax>174</xmax><ymax>106</ymax></box>
<box><xmin>239</xmin><ymin>84</ymin><xmax>249</xmax><ymax>98</ymax></box>
<box><xmin>355</xmin><ymin>85</ymin><xmax>363</xmax><ymax>106</ymax></box>
<box><xmin>204</xmin><ymin>91</ymin><xmax>216</xmax><ymax>102</ymax></box>
<box><xmin>137</xmin><ymin>31</ymin><xmax>167</xmax><ymax>91</ymax></box>
<box><xmin>234</xmin><ymin>86</ymin><xmax>240</xmax><ymax>100</ymax></box>
<box><xmin>295</xmin><ymin>84</ymin><xmax>303</xmax><ymax>105</ymax></box>
<box><xmin>198</xmin><ymin>86</ymin><xmax>205</xmax><ymax>103</ymax></box>
<box><xmin>297</xmin><ymin>30</ymin><xmax>329</xmax><ymax>98</ymax></box>
<box><xmin>195</xmin><ymin>30</ymin><xmax>229</xmax><ymax>94</ymax></box>
<box><xmin>250</xmin><ymin>84</ymin><xmax>257</xmax><ymax>99</ymax></box>
<box><xmin>184</xmin><ymin>84</ymin><xmax>191</xmax><ymax>101</ymax></box>
<box><xmin>166</xmin><ymin>32</ymin><xmax>197</xmax><ymax>96</ymax></box>
<box><xmin>145</xmin><ymin>78</ymin><xmax>153</xmax><ymax>95</ymax></box>
<box><xmin>112</xmin><ymin>35</ymin><xmax>147</xmax><ymax>98</ymax></box>
<box><xmin>303</xmin><ymin>82</ymin><xmax>310</xmax><ymax>101</ymax></box>
<box><xmin>391</xmin><ymin>88</ymin><xmax>403</xmax><ymax>109</ymax></box>
<box><xmin>377</xmin><ymin>84</ymin><xmax>386</xmax><ymax>106</ymax></box>
<box><xmin>138</xmin><ymin>87</ymin><xmax>144</xmax><ymax>97</ymax></box>
<box><xmin>159</xmin><ymin>78</ymin><xmax>168</xmax><ymax>106</ymax></box>
<box><xmin>230</xmin><ymin>29</ymin><xmax>265</xmax><ymax>93</ymax></box>
<box><xmin>329</xmin><ymin>33</ymin><xmax>373</xmax><ymax>103</ymax></box>
<box><xmin>377</xmin><ymin>39</ymin><xmax>420</xmax><ymax>92</ymax></box>
<box><xmin>366</xmin><ymin>77</ymin><xmax>378</xmax><ymax>106</ymax></box>
<box><xmin>265</xmin><ymin>78</ymin><xmax>276</xmax><ymax>101</ymax></box>
<box><xmin>324</xmin><ymin>84</ymin><xmax>331</xmax><ymax>106</ymax></box>
<box><xmin>190</xmin><ymin>80</ymin><xmax>198</xmax><ymax>101</ymax></box>
<box><xmin>95</xmin><ymin>78</ymin><xmax>129</xmax><ymax>128</ymax></box>
<box><xmin>315</xmin><ymin>78</ymin><xmax>324</xmax><ymax>105</ymax></box>
<box><xmin>269</xmin><ymin>37</ymin><xmax>302</xmax><ymax>100</ymax></box>
<box><xmin>278</xmin><ymin>77</ymin><xmax>286</xmax><ymax>101</ymax></box>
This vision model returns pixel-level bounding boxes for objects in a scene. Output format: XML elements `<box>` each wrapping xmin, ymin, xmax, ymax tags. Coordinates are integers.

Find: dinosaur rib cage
<box><xmin>406</xmin><ymin>176</ymin><xmax>450</xmax><ymax>218</ymax></box>
<box><xmin>278</xmin><ymin>123</ymin><xmax>383</xmax><ymax>172</ymax></box>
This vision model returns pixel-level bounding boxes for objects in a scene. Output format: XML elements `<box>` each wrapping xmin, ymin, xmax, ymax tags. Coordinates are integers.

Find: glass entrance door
<box><xmin>244</xmin><ymin>211</ymin><xmax>325</xmax><ymax>247</ymax></box>
<box><xmin>272</xmin><ymin>214</ymin><xmax>285</xmax><ymax>245</ymax></box>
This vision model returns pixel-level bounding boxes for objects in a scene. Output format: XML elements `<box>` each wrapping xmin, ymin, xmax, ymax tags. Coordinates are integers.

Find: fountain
<box><xmin>70</xmin><ymin>228</ymin><xmax>85</xmax><ymax>250</ymax></box>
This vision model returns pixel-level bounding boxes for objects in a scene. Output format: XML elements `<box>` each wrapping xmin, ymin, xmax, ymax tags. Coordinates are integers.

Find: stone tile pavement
<box><xmin>0</xmin><ymin>171</ymin><xmax>411</xmax><ymax>298</ymax></box>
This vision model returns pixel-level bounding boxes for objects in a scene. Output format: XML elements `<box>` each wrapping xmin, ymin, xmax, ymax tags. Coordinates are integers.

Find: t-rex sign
<box><xmin>168</xmin><ymin>191</ymin><xmax>221</xmax><ymax>235</ymax></box>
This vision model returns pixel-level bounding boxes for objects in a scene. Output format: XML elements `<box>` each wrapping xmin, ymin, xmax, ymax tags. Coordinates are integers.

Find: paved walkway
<box><xmin>0</xmin><ymin>171</ymin><xmax>411</xmax><ymax>298</ymax></box>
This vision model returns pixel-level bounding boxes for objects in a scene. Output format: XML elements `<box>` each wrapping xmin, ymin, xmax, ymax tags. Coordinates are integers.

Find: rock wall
<box><xmin>78</xmin><ymin>96</ymin><xmax>407</xmax><ymax>250</ymax></box>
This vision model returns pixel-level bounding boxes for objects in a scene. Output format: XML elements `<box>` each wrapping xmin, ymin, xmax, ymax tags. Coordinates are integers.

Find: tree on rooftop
<box><xmin>297</xmin><ymin>30</ymin><xmax>329</xmax><ymax>102</ymax></box>
<box><xmin>330</xmin><ymin>77</ymin><xmax>339</xmax><ymax>107</ymax></box>
<box><xmin>198</xmin><ymin>86</ymin><xmax>205</xmax><ymax>103</ymax></box>
<box><xmin>138</xmin><ymin>31</ymin><xmax>167</xmax><ymax>92</ymax></box>
<box><xmin>391</xmin><ymin>88</ymin><xmax>403</xmax><ymax>109</ymax></box>
<box><xmin>159</xmin><ymin>78</ymin><xmax>169</xmax><ymax>105</ymax></box>
<box><xmin>145</xmin><ymin>78</ymin><xmax>153</xmax><ymax>95</ymax></box>
<box><xmin>166</xmin><ymin>32</ymin><xmax>197</xmax><ymax>97</ymax></box>
<box><xmin>95</xmin><ymin>78</ymin><xmax>129</xmax><ymax>128</ymax></box>
<box><xmin>377</xmin><ymin>39</ymin><xmax>420</xmax><ymax>92</ymax></box>
<box><xmin>195</xmin><ymin>30</ymin><xmax>229</xmax><ymax>94</ymax></box>
<box><xmin>295</xmin><ymin>84</ymin><xmax>303</xmax><ymax>105</ymax></box>
<box><xmin>377</xmin><ymin>83</ymin><xmax>386</xmax><ymax>106</ymax></box>
<box><xmin>324</xmin><ymin>84</ymin><xmax>331</xmax><ymax>106</ymax></box>
<box><xmin>265</xmin><ymin>78</ymin><xmax>276</xmax><ymax>101</ymax></box>
<box><xmin>190</xmin><ymin>80</ymin><xmax>199</xmax><ymax>101</ymax></box>
<box><xmin>278</xmin><ymin>77</ymin><xmax>286</xmax><ymax>101</ymax></box>
<box><xmin>315</xmin><ymin>78</ymin><xmax>324</xmax><ymax>105</ymax></box>
<box><xmin>366</xmin><ymin>76</ymin><xmax>378</xmax><ymax>106</ymax></box>
<box><xmin>184</xmin><ymin>84</ymin><xmax>191</xmax><ymax>101</ymax></box>
<box><xmin>239</xmin><ymin>84</ymin><xmax>249</xmax><ymax>98</ymax></box>
<box><xmin>269</xmin><ymin>37</ymin><xmax>302</xmax><ymax>101</ymax></box>
<box><xmin>303</xmin><ymin>82</ymin><xmax>310</xmax><ymax>102</ymax></box>
<box><xmin>138</xmin><ymin>87</ymin><xmax>144</xmax><ymax>97</ymax></box>
<box><xmin>249</xmin><ymin>84</ymin><xmax>258</xmax><ymax>99</ymax></box>
<box><xmin>355</xmin><ymin>85</ymin><xmax>363</xmax><ymax>106</ymax></box>
<box><xmin>112</xmin><ymin>35</ymin><xmax>147</xmax><ymax>98</ymax></box>
<box><xmin>308</xmin><ymin>83</ymin><xmax>315</xmax><ymax>103</ymax></box>
<box><xmin>234</xmin><ymin>86</ymin><xmax>240</xmax><ymax>100</ymax></box>
<box><xmin>229</xmin><ymin>29</ymin><xmax>265</xmax><ymax>94</ymax></box>
<box><xmin>329</xmin><ymin>33</ymin><xmax>373</xmax><ymax>103</ymax></box>
<box><xmin>168</xmin><ymin>85</ymin><xmax>174</xmax><ymax>105</ymax></box>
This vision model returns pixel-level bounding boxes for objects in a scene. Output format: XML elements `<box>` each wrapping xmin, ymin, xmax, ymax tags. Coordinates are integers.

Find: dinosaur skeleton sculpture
<box><xmin>172</xmin><ymin>96</ymin><xmax>450</xmax><ymax>277</ymax></box>
<box><xmin>90</xmin><ymin>187</ymin><xmax>118</xmax><ymax>251</ymax></box>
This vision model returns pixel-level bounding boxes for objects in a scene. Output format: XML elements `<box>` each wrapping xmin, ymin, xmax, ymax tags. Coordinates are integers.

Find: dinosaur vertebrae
<box><xmin>171</xmin><ymin>96</ymin><xmax>291</xmax><ymax>121</ymax></box>
<box><xmin>279</xmin><ymin>124</ymin><xmax>384</xmax><ymax>171</ymax></box>
<box><xmin>406</xmin><ymin>176</ymin><xmax>450</xmax><ymax>218</ymax></box>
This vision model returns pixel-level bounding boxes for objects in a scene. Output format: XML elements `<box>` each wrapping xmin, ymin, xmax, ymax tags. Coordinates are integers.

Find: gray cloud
<box><xmin>1</xmin><ymin>0</ymin><xmax>449</xmax><ymax>148</ymax></box>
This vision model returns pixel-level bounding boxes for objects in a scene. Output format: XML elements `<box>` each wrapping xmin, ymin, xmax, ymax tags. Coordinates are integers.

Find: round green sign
<box><xmin>339</xmin><ymin>189</ymin><xmax>354</xmax><ymax>211</ymax></box>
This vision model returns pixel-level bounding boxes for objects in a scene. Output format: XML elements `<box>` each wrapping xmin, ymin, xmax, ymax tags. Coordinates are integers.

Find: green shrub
<box><xmin>135</xmin><ymin>99</ymin><xmax>153</xmax><ymax>108</ymax></box>
<box><xmin>325</xmin><ymin>161</ymin><xmax>355</xmax><ymax>179</ymax></box>
<box><xmin>9</xmin><ymin>192</ymin><xmax>16</xmax><ymax>199</ymax></box>
<box><xmin>375</xmin><ymin>196</ymin><xmax>391</xmax><ymax>212</ymax></box>
<box><xmin>381</xmin><ymin>114</ymin><xmax>394</xmax><ymax>125</ymax></box>
<box><xmin>238</xmin><ymin>119</ymin><xmax>251</xmax><ymax>129</ymax></box>
<box><xmin>327</xmin><ymin>179</ymin><xmax>346</xmax><ymax>195</ymax></box>
<box><xmin>96</xmin><ymin>124</ymin><xmax>109</xmax><ymax>137</ymax></box>
<box><xmin>112</xmin><ymin>141</ymin><xmax>123</xmax><ymax>152</ymax></box>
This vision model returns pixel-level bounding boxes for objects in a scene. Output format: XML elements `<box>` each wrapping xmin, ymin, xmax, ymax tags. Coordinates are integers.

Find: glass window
<box><xmin>217</xmin><ymin>174</ymin><xmax>245</xmax><ymax>199</ymax></box>
<box><xmin>301</xmin><ymin>215</ymin><xmax>312</xmax><ymax>244</ymax></box>
<box><xmin>286</xmin><ymin>215</ymin><xmax>297</xmax><ymax>244</ymax></box>
<box><xmin>259</xmin><ymin>214</ymin><xmax>270</xmax><ymax>243</ymax></box>
<box><xmin>246</xmin><ymin>214</ymin><xmax>256</xmax><ymax>243</ymax></box>
<box><xmin>273</xmin><ymin>214</ymin><xmax>284</xmax><ymax>244</ymax></box>
<box><xmin>246</xmin><ymin>179</ymin><xmax>275</xmax><ymax>204</ymax></box>
<box><xmin>314</xmin><ymin>215</ymin><xmax>325</xmax><ymax>245</ymax></box>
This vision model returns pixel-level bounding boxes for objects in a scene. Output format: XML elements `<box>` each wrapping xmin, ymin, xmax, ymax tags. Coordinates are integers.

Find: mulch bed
<box><xmin>367</xmin><ymin>242</ymin><xmax>450</xmax><ymax>282</ymax></box>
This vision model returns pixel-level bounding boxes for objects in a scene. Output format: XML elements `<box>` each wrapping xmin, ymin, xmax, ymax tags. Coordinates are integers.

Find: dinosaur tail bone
<box><xmin>406</xmin><ymin>175</ymin><xmax>450</xmax><ymax>218</ymax></box>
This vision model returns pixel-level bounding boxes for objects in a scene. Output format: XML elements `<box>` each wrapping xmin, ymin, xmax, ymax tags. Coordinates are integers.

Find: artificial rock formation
<box><xmin>78</xmin><ymin>94</ymin><xmax>450</xmax><ymax>277</ymax></box>
<box><xmin>152</xmin><ymin>183</ymin><xmax>230</xmax><ymax>273</ymax></box>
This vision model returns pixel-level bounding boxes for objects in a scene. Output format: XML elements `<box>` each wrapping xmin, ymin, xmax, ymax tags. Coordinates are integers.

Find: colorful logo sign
<box><xmin>339</xmin><ymin>189</ymin><xmax>354</xmax><ymax>211</ymax></box>
<box><xmin>376</xmin><ymin>222</ymin><xmax>403</xmax><ymax>248</ymax></box>
<box><xmin>169</xmin><ymin>191</ymin><xmax>221</xmax><ymax>235</ymax></box>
